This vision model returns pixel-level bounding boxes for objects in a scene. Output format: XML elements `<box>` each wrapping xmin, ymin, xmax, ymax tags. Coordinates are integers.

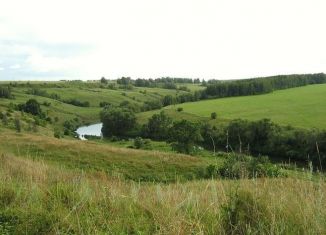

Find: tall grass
<box><xmin>0</xmin><ymin>154</ymin><xmax>325</xmax><ymax>234</ymax></box>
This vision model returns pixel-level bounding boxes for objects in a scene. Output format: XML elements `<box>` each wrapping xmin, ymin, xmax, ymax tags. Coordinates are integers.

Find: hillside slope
<box><xmin>159</xmin><ymin>84</ymin><xmax>326</xmax><ymax>129</ymax></box>
<box><xmin>0</xmin><ymin>154</ymin><xmax>325</xmax><ymax>234</ymax></box>
<box><xmin>0</xmin><ymin>128</ymin><xmax>212</xmax><ymax>182</ymax></box>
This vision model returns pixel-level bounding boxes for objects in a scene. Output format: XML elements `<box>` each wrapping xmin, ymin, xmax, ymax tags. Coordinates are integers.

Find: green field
<box><xmin>161</xmin><ymin>84</ymin><xmax>326</xmax><ymax>129</ymax></box>
<box><xmin>1</xmin><ymin>80</ymin><xmax>326</xmax><ymax>234</ymax></box>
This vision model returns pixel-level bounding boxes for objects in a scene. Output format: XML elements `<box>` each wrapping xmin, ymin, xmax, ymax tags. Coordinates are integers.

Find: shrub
<box><xmin>63</xmin><ymin>99</ymin><xmax>90</xmax><ymax>107</ymax></box>
<box><xmin>42</xmin><ymin>101</ymin><xmax>51</xmax><ymax>107</ymax></box>
<box><xmin>211</xmin><ymin>112</ymin><xmax>217</xmax><ymax>119</ymax></box>
<box><xmin>142</xmin><ymin>100</ymin><xmax>162</xmax><ymax>111</ymax></box>
<box><xmin>134</xmin><ymin>137</ymin><xmax>144</xmax><ymax>149</ymax></box>
<box><xmin>54</xmin><ymin>129</ymin><xmax>63</xmax><ymax>139</ymax></box>
<box><xmin>14</xmin><ymin>118</ymin><xmax>21</xmax><ymax>132</ymax></box>
<box><xmin>100</xmin><ymin>101</ymin><xmax>111</xmax><ymax>108</ymax></box>
<box><xmin>221</xmin><ymin>190</ymin><xmax>270</xmax><ymax>234</ymax></box>
<box><xmin>19</xmin><ymin>99</ymin><xmax>42</xmax><ymax>116</ymax></box>
<box><xmin>107</xmin><ymin>83</ymin><xmax>116</xmax><ymax>90</ymax></box>
<box><xmin>177</xmin><ymin>107</ymin><xmax>183</xmax><ymax>112</ymax></box>
<box><xmin>217</xmin><ymin>154</ymin><xmax>283</xmax><ymax>179</ymax></box>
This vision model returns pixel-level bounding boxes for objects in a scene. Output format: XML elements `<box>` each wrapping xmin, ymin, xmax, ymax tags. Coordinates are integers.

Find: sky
<box><xmin>1</xmin><ymin>0</ymin><xmax>326</xmax><ymax>81</ymax></box>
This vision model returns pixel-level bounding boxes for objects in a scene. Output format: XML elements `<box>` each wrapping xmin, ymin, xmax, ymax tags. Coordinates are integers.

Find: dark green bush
<box><xmin>207</xmin><ymin>154</ymin><xmax>283</xmax><ymax>179</ymax></box>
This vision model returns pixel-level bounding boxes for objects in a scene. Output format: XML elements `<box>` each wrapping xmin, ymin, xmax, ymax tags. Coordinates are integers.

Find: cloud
<box><xmin>1</xmin><ymin>0</ymin><xmax>326</xmax><ymax>80</ymax></box>
<box><xmin>9</xmin><ymin>64</ymin><xmax>21</xmax><ymax>69</ymax></box>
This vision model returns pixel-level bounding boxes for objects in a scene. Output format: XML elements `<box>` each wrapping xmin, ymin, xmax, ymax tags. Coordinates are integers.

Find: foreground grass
<box><xmin>150</xmin><ymin>84</ymin><xmax>326</xmax><ymax>129</ymax></box>
<box><xmin>0</xmin><ymin>154</ymin><xmax>325</xmax><ymax>234</ymax></box>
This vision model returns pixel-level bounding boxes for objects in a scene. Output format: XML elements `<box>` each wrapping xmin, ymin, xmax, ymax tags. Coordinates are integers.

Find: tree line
<box><xmin>204</xmin><ymin>73</ymin><xmax>326</xmax><ymax>98</ymax></box>
<box><xmin>114</xmin><ymin>77</ymin><xmax>201</xmax><ymax>88</ymax></box>
<box><xmin>100</xmin><ymin>108</ymin><xmax>326</xmax><ymax>170</ymax></box>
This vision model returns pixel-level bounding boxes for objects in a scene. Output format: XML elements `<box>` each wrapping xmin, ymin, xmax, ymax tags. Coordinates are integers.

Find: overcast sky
<box><xmin>1</xmin><ymin>0</ymin><xmax>326</xmax><ymax>81</ymax></box>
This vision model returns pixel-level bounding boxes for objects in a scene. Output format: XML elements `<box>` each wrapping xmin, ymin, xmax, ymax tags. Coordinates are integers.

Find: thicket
<box><xmin>207</xmin><ymin>154</ymin><xmax>283</xmax><ymax>179</ymax></box>
<box><xmin>201</xmin><ymin>119</ymin><xmax>326</xmax><ymax>170</ymax></box>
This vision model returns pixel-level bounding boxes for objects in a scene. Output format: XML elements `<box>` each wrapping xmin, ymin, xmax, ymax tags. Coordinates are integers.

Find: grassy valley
<box><xmin>0</xmin><ymin>75</ymin><xmax>326</xmax><ymax>234</ymax></box>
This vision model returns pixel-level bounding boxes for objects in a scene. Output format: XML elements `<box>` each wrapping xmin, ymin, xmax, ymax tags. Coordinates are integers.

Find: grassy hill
<box><xmin>1</xmin><ymin>153</ymin><xmax>325</xmax><ymax>234</ymax></box>
<box><xmin>1</xmin><ymin>79</ymin><xmax>326</xmax><ymax>234</ymax></box>
<box><xmin>0</xmin><ymin>81</ymin><xmax>197</xmax><ymax>132</ymax></box>
<box><xmin>0</xmin><ymin>128</ymin><xmax>216</xmax><ymax>182</ymax></box>
<box><xmin>150</xmin><ymin>84</ymin><xmax>326</xmax><ymax>129</ymax></box>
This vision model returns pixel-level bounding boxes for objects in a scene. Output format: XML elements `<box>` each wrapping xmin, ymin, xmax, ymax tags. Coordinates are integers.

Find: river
<box><xmin>76</xmin><ymin>123</ymin><xmax>103</xmax><ymax>140</ymax></box>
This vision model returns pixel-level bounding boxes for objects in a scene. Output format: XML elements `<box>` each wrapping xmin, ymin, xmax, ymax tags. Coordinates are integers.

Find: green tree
<box><xmin>100</xmin><ymin>77</ymin><xmax>108</xmax><ymax>84</ymax></box>
<box><xmin>145</xmin><ymin>111</ymin><xmax>172</xmax><ymax>140</ymax></box>
<box><xmin>100</xmin><ymin>107</ymin><xmax>136</xmax><ymax>137</ymax></box>
<box><xmin>24</xmin><ymin>99</ymin><xmax>42</xmax><ymax>116</ymax></box>
<box><xmin>168</xmin><ymin>120</ymin><xmax>203</xmax><ymax>154</ymax></box>
<box><xmin>162</xmin><ymin>95</ymin><xmax>174</xmax><ymax>106</ymax></box>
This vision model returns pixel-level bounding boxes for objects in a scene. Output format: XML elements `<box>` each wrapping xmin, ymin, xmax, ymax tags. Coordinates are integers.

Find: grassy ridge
<box><xmin>0</xmin><ymin>154</ymin><xmax>325</xmax><ymax>234</ymax></box>
<box><xmin>0</xmin><ymin>128</ymin><xmax>212</xmax><ymax>182</ymax></box>
<box><xmin>156</xmin><ymin>84</ymin><xmax>326</xmax><ymax>129</ymax></box>
<box><xmin>0</xmin><ymin>81</ymin><xmax>195</xmax><ymax>132</ymax></box>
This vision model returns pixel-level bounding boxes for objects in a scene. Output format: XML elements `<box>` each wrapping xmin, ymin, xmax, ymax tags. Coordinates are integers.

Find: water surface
<box><xmin>76</xmin><ymin>123</ymin><xmax>102</xmax><ymax>140</ymax></box>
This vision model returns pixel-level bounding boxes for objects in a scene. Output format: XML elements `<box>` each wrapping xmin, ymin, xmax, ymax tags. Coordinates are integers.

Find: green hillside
<box><xmin>0</xmin><ymin>81</ymin><xmax>193</xmax><ymax>129</ymax></box>
<box><xmin>1</xmin><ymin>79</ymin><xmax>326</xmax><ymax>234</ymax></box>
<box><xmin>161</xmin><ymin>84</ymin><xmax>326</xmax><ymax>129</ymax></box>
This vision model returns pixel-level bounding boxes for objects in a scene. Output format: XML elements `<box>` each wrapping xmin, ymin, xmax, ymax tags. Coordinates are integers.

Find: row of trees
<box><xmin>204</xmin><ymin>73</ymin><xmax>326</xmax><ymax>98</ymax></box>
<box><xmin>114</xmin><ymin>77</ymin><xmax>201</xmax><ymax>89</ymax></box>
<box><xmin>201</xmin><ymin>119</ymin><xmax>326</xmax><ymax>170</ymax></box>
<box><xmin>130</xmin><ymin>73</ymin><xmax>326</xmax><ymax>109</ymax></box>
<box><xmin>100</xmin><ymin>107</ymin><xmax>326</xmax><ymax>169</ymax></box>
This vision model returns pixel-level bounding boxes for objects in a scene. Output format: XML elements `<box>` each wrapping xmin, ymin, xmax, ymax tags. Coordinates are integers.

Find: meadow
<box><xmin>0</xmin><ymin>128</ymin><xmax>216</xmax><ymax>182</ymax></box>
<box><xmin>1</xmin><ymin>79</ymin><xmax>326</xmax><ymax>234</ymax></box>
<box><xmin>1</xmin><ymin>152</ymin><xmax>325</xmax><ymax>234</ymax></box>
<box><xmin>155</xmin><ymin>84</ymin><xmax>326</xmax><ymax>129</ymax></box>
<box><xmin>0</xmin><ymin>81</ymin><xmax>192</xmax><ymax>132</ymax></box>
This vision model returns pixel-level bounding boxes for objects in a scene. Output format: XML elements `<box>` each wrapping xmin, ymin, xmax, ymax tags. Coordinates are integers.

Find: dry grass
<box><xmin>0</xmin><ymin>129</ymin><xmax>210</xmax><ymax>182</ymax></box>
<box><xmin>0</xmin><ymin>154</ymin><xmax>325</xmax><ymax>234</ymax></box>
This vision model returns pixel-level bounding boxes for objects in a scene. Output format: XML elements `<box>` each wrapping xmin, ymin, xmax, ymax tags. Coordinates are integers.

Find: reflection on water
<box><xmin>76</xmin><ymin>123</ymin><xmax>103</xmax><ymax>140</ymax></box>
